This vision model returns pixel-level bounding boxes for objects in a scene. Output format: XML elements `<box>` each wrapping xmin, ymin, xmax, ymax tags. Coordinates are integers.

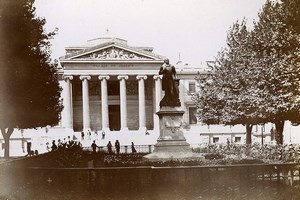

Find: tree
<box><xmin>252</xmin><ymin>0</ymin><xmax>300</xmax><ymax>144</ymax></box>
<box><xmin>0</xmin><ymin>0</ymin><xmax>62</xmax><ymax>159</ymax></box>
<box><xmin>193</xmin><ymin>20</ymin><xmax>263</xmax><ymax>144</ymax></box>
<box><xmin>194</xmin><ymin>0</ymin><xmax>300</xmax><ymax>145</ymax></box>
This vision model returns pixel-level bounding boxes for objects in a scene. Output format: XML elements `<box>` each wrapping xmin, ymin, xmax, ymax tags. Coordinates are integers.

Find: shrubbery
<box><xmin>20</xmin><ymin>143</ymin><xmax>300</xmax><ymax>168</ymax></box>
<box><xmin>193</xmin><ymin>143</ymin><xmax>300</xmax><ymax>163</ymax></box>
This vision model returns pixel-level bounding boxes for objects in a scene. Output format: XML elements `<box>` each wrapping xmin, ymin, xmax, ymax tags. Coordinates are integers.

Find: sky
<box><xmin>34</xmin><ymin>0</ymin><xmax>266</xmax><ymax>65</ymax></box>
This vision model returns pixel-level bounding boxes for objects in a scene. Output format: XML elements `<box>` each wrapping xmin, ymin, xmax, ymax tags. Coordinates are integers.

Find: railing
<box><xmin>83</xmin><ymin>144</ymin><xmax>155</xmax><ymax>154</ymax></box>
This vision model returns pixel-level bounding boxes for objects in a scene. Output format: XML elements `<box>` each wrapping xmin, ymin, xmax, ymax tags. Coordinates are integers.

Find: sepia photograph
<box><xmin>0</xmin><ymin>0</ymin><xmax>300</xmax><ymax>199</ymax></box>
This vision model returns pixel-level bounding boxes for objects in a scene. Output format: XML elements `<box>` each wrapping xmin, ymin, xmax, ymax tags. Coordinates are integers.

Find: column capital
<box><xmin>136</xmin><ymin>75</ymin><xmax>147</xmax><ymax>80</ymax></box>
<box><xmin>63</xmin><ymin>75</ymin><xmax>73</xmax><ymax>81</ymax></box>
<box><xmin>98</xmin><ymin>75</ymin><xmax>110</xmax><ymax>80</ymax></box>
<box><xmin>153</xmin><ymin>75</ymin><xmax>163</xmax><ymax>80</ymax></box>
<box><xmin>117</xmin><ymin>75</ymin><xmax>128</xmax><ymax>80</ymax></box>
<box><xmin>79</xmin><ymin>75</ymin><xmax>91</xmax><ymax>81</ymax></box>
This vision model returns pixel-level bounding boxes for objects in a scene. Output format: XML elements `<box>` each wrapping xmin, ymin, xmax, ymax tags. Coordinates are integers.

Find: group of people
<box><xmin>50</xmin><ymin>137</ymin><xmax>82</xmax><ymax>152</ymax></box>
<box><xmin>81</xmin><ymin>130</ymin><xmax>105</xmax><ymax>141</ymax></box>
<box><xmin>91</xmin><ymin>140</ymin><xmax>137</xmax><ymax>154</ymax></box>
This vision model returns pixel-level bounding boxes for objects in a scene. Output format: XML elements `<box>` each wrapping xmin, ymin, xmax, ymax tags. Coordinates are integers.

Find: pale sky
<box><xmin>34</xmin><ymin>0</ymin><xmax>266</xmax><ymax>65</ymax></box>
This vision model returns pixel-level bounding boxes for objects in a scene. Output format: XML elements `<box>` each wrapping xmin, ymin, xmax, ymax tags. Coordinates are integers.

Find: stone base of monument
<box><xmin>144</xmin><ymin>106</ymin><xmax>204</xmax><ymax>161</ymax></box>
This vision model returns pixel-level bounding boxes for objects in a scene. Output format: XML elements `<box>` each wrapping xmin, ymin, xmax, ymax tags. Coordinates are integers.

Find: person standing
<box><xmin>131</xmin><ymin>142</ymin><xmax>136</xmax><ymax>154</ymax></box>
<box><xmin>51</xmin><ymin>140</ymin><xmax>57</xmax><ymax>152</ymax></box>
<box><xmin>91</xmin><ymin>140</ymin><xmax>98</xmax><ymax>153</ymax></box>
<box><xmin>115</xmin><ymin>140</ymin><xmax>120</xmax><ymax>155</ymax></box>
<box><xmin>107</xmin><ymin>141</ymin><xmax>112</xmax><ymax>154</ymax></box>
<box><xmin>81</xmin><ymin>131</ymin><xmax>85</xmax><ymax>140</ymax></box>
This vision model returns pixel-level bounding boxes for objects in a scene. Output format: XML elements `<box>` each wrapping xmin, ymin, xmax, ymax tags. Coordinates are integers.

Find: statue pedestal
<box><xmin>144</xmin><ymin>106</ymin><xmax>204</xmax><ymax>160</ymax></box>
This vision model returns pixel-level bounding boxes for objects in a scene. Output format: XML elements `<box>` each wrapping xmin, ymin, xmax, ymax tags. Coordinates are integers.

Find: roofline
<box><xmin>87</xmin><ymin>37</ymin><xmax>127</xmax><ymax>43</ymax></box>
<box><xmin>65</xmin><ymin>44</ymin><xmax>162</xmax><ymax>60</ymax></box>
<box><xmin>59</xmin><ymin>59</ymin><xmax>165</xmax><ymax>64</ymax></box>
<box><xmin>63</xmin><ymin>42</ymin><xmax>165</xmax><ymax>60</ymax></box>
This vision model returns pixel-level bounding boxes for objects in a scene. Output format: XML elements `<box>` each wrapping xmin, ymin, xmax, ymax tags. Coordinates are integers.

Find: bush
<box><xmin>14</xmin><ymin>143</ymin><xmax>300</xmax><ymax>168</ymax></box>
<box><xmin>204</xmin><ymin>153</ymin><xmax>224</xmax><ymax>160</ymax></box>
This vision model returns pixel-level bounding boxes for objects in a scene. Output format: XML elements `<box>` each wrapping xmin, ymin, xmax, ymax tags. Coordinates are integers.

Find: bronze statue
<box><xmin>159</xmin><ymin>59</ymin><xmax>181</xmax><ymax>108</ymax></box>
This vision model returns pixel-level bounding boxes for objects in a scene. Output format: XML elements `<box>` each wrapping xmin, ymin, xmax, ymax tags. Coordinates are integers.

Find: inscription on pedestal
<box><xmin>154</xmin><ymin>107</ymin><xmax>190</xmax><ymax>152</ymax></box>
<box><xmin>159</xmin><ymin>115</ymin><xmax>185</xmax><ymax>140</ymax></box>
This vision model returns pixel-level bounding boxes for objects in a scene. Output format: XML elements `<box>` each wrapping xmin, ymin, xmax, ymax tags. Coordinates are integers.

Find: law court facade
<box><xmin>59</xmin><ymin>37</ymin><xmax>168</xmax><ymax>134</ymax></box>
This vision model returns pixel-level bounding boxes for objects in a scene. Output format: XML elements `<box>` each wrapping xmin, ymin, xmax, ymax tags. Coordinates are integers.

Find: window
<box><xmin>188</xmin><ymin>82</ymin><xmax>196</xmax><ymax>94</ymax></box>
<box><xmin>189</xmin><ymin>107</ymin><xmax>197</xmax><ymax>124</ymax></box>
<box><xmin>213</xmin><ymin>137</ymin><xmax>219</xmax><ymax>143</ymax></box>
<box><xmin>234</xmin><ymin>137</ymin><xmax>241</xmax><ymax>143</ymax></box>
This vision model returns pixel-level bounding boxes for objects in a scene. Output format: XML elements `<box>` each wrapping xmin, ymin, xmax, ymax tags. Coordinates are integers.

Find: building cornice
<box><xmin>60</xmin><ymin>59</ymin><xmax>164</xmax><ymax>64</ymax></box>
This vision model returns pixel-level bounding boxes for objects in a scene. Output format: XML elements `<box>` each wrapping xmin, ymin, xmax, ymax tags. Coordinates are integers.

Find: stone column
<box><xmin>80</xmin><ymin>75</ymin><xmax>91</xmax><ymax>132</ymax></box>
<box><xmin>99</xmin><ymin>75</ymin><xmax>110</xmax><ymax>132</ymax></box>
<box><xmin>63</xmin><ymin>75</ymin><xmax>73</xmax><ymax>131</ymax></box>
<box><xmin>117</xmin><ymin>75</ymin><xmax>129</xmax><ymax>131</ymax></box>
<box><xmin>136</xmin><ymin>75</ymin><xmax>147</xmax><ymax>132</ymax></box>
<box><xmin>153</xmin><ymin>75</ymin><xmax>162</xmax><ymax>131</ymax></box>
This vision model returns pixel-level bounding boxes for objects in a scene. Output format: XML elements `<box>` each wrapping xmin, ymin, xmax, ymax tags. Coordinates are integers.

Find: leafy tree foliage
<box><xmin>193</xmin><ymin>20</ymin><xmax>263</xmax><ymax>144</ymax></box>
<box><xmin>252</xmin><ymin>0</ymin><xmax>300</xmax><ymax>144</ymax></box>
<box><xmin>0</xmin><ymin>0</ymin><xmax>62</xmax><ymax>158</ymax></box>
<box><xmin>193</xmin><ymin>0</ymin><xmax>300</xmax><ymax>144</ymax></box>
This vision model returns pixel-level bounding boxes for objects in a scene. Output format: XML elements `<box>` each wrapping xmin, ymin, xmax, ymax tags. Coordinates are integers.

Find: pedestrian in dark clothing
<box><xmin>131</xmin><ymin>142</ymin><xmax>137</xmax><ymax>154</ymax></box>
<box><xmin>115</xmin><ymin>140</ymin><xmax>120</xmax><ymax>154</ymax></box>
<box><xmin>26</xmin><ymin>142</ymin><xmax>32</xmax><ymax>156</ymax></box>
<box><xmin>91</xmin><ymin>140</ymin><xmax>98</xmax><ymax>153</ymax></box>
<box><xmin>51</xmin><ymin>140</ymin><xmax>57</xmax><ymax>152</ymax></box>
<box><xmin>81</xmin><ymin>131</ymin><xmax>85</xmax><ymax>140</ymax></box>
<box><xmin>107</xmin><ymin>141</ymin><xmax>113</xmax><ymax>154</ymax></box>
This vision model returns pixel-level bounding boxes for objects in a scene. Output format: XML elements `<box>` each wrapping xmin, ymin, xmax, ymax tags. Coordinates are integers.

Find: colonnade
<box><xmin>63</xmin><ymin>74</ymin><xmax>162</xmax><ymax>132</ymax></box>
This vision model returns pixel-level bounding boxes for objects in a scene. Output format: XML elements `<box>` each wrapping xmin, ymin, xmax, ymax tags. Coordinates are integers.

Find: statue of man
<box><xmin>159</xmin><ymin>59</ymin><xmax>181</xmax><ymax>107</ymax></box>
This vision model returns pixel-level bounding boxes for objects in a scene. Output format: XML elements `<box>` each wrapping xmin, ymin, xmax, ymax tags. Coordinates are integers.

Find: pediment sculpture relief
<box><xmin>79</xmin><ymin>47</ymin><xmax>151</xmax><ymax>60</ymax></box>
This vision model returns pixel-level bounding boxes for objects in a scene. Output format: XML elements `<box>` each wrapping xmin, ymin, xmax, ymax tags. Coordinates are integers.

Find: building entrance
<box><xmin>109</xmin><ymin>105</ymin><xmax>120</xmax><ymax>131</ymax></box>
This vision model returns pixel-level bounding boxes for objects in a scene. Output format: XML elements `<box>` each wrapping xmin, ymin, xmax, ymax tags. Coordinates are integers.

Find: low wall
<box><xmin>1</xmin><ymin>162</ymin><xmax>299</xmax><ymax>199</ymax></box>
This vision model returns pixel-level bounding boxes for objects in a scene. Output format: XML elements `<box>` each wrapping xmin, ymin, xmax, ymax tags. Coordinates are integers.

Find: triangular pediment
<box><xmin>68</xmin><ymin>45</ymin><xmax>159</xmax><ymax>60</ymax></box>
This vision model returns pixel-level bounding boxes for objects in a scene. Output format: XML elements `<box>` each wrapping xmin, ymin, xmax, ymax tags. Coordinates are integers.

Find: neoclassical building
<box><xmin>59</xmin><ymin>37</ymin><xmax>167</xmax><ymax>134</ymax></box>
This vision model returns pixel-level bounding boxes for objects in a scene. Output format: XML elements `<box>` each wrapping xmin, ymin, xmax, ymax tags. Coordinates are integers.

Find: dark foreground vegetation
<box><xmin>5</xmin><ymin>143</ymin><xmax>299</xmax><ymax>168</ymax></box>
<box><xmin>1</xmin><ymin>143</ymin><xmax>300</xmax><ymax>200</ymax></box>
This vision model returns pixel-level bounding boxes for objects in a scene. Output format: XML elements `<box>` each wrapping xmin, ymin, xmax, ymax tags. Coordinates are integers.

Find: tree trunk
<box><xmin>245</xmin><ymin>124</ymin><xmax>253</xmax><ymax>144</ymax></box>
<box><xmin>275</xmin><ymin>120</ymin><xmax>284</xmax><ymax>145</ymax></box>
<box><xmin>1</xmin><ymin>127</ymin><xmax>14</xmax><ymax>160</ymax></box>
